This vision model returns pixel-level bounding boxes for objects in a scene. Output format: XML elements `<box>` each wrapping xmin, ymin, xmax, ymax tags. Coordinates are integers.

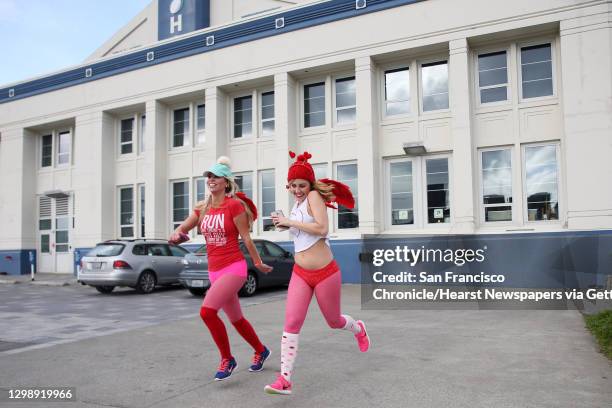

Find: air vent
<box><xmin>39</xmin><ymin>197</ymin><xmax>51</xmax><ymax>218</ymax></box>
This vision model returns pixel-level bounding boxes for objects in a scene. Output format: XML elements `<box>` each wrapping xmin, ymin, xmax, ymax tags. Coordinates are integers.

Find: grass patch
<box><xmin>584</xmin><ymin>310</ymin><xmax>612</xmax><ymax>359</ymax></box>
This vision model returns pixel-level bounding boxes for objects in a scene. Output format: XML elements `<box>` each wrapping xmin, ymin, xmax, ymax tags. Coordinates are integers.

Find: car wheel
<box><xmin>95</xmin><ymin>285</ymin><xmax>115</xmax><ymax>294</ymax></box>
<box><xmin>239</xmin><ymin>271</ymin><xmax>258</xmax><ymax>297</ymax></box>
<box><xmin>188</xmin><ymin>287</ymin><xmax>205</xmax><ymax>297</ymax></box>
<box><xmin>135</xmin><ymin>271</ymin><xmax>157</xmax><ymax>294</ymax></box>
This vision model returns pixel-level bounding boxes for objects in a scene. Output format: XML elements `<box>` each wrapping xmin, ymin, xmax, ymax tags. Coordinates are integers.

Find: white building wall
<box><xmin>560</xmin><ymin>6</ymin><xmax>612</xmax><ymax>230</ymax></box>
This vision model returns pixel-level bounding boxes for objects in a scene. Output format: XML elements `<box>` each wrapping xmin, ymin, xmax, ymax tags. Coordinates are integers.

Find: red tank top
<box><xmin>195</xmin><ymin>197</ymin><xmax>245</xmax><ymax>271</ymax></box>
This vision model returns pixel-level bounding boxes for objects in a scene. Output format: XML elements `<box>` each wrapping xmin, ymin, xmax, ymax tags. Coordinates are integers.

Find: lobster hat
<box><xmin>204</xmin><ymin>156</ymin><xmax>233</xmax><ymax>179</ymax></box>
<box><xmin>286</xmin><ymin>151</ymin><xmax>356</xmax><ymax>210</ymax></box>
<box><xmin>287</xmin><ymin>151</ymin><xmax>315</xmax><ymax>183</ymax></box>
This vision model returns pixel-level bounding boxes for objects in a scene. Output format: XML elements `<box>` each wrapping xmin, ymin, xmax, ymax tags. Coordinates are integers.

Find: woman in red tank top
<box><xmin>170</xmin><ymin>156</ymin><xmax>273</xmax><ymax>381</ymax></box>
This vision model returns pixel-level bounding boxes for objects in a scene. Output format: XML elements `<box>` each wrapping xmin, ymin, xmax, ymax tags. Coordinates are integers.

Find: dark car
<box><xmin>179</xmin><ymin>239</ymin><xmax>294</xmax><ymax>297</ymax></box>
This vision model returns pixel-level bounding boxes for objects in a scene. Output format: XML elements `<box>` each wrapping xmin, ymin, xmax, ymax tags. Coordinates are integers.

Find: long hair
<box><xmin>195</xmin><ymin>178</ymin><xmax>255</xmax><ymax>227</ymax></box>
<box><xmin>312</xmin><ymin>180</ymin><xmax>335</xmax><ymax>201</ymax></box>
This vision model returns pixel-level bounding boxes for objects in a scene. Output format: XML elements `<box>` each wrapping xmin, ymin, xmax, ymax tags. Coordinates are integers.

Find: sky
<box><xmin>0</xmin><ymin>0</ymin><xmax>153</xmax><ymax>87</ymax></box>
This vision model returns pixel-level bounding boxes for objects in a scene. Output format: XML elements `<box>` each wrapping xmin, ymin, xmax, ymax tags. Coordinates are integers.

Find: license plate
<box><xmin>88</xmin><ymin>262</ymin><xmax>102</xmax><ymax>270</ymax></box>
<box><xmin>191</xmin><ymin>279</ymin><xmax>204</xmax><ymax>288</ymax></box>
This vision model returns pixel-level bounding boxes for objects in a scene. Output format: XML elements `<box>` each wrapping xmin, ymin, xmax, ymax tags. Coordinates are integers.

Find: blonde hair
<box><xmin>195</xmin><ymin>178</ymin><xmax>255</xmax><ymax>227</ymax></box>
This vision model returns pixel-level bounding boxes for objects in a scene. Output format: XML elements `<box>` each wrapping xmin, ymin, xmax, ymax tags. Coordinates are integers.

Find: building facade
<box><xmin>1</xmin><ymin>0</ymin><xmax>611</xmax><ymax>280</ymax></box>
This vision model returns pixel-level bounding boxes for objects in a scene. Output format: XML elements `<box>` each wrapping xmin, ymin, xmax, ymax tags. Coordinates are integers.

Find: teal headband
<box><xmin>204</xmin><ymin>163</ymin><xmax>233</xmax><ymax>179</ymax></box>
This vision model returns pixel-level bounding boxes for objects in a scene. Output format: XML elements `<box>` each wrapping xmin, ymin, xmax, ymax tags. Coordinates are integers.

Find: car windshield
<box><xmin>195</xmin><ymin>245</ymin><xmax>207</xmax><ymax>255</ymax></box>
<box><xmin>87</xmin><ymin>244</ymin><xmax>124</xmax><ymax>257</ymax></box>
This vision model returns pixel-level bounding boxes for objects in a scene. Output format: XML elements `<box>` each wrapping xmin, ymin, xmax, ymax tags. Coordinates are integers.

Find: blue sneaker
<box><xmin>214</xmin><ymin>357</ymin><xmax>237</xmax><ymax>381</ymax></box>
<box><xmin>249</xmin><ymin>346</ymin><xmax>271</xmax><ymax>372</ymax></box>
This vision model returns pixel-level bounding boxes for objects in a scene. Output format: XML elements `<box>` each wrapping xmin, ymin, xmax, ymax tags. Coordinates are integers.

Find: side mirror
<box><xmin>284</xmin><ymin>251</ymin><xmax>293</xmax><ymax>259</ymax></box>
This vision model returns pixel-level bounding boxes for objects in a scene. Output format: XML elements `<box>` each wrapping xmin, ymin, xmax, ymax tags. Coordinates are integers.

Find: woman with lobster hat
<box><xmin>264</xmin><ymin>151</ymin><xmax>370</xmax><ymax>395</ymax></box>
<box><xmin>170</xmin><ymin>156</ymin><xmax>273</xmax><ymax>381</ymax></box>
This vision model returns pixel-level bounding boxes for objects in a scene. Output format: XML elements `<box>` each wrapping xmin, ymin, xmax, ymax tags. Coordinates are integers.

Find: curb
<box><xmin>0</xmin><ymin>279</ymin><xmax>74</xmax><ymax>286</ymax></box>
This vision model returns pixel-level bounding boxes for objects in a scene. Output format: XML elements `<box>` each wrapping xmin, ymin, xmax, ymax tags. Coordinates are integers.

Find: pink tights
<box><xmin>283</xmin><ymin>270</ymin><xmax>345</xmax><ymax>334</ymax></box>
<box><xmin>202</xmin><ymin>273</ymin><xmax>246</xmax><ymax>321</ymax></box>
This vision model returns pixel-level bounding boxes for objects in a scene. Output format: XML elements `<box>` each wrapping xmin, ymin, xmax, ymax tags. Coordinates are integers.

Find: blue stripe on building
<box><xmin>0</xmin><ymin>0</ymin><xmax>425</xmax><ymax>104</ymax></box>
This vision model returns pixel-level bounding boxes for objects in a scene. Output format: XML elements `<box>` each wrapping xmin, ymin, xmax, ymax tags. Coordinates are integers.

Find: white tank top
<box><xmin>289</xmin><ymin>197</ymin><xmax>330</xmax><ymax>253</ymax></box>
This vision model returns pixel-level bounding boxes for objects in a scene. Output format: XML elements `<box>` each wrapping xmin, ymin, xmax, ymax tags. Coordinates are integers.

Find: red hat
<box><xmin>287</xmin><ymin>151</ymin><xmax>315</xmax><ymax>183</ymax></box>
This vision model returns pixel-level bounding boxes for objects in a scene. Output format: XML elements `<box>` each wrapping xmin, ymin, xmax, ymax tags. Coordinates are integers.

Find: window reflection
<box><xmin>337</xmin><ymin>163</ymin><xmax>359</xmax><ymax>229</ymax></box>
<box><xmin>390</xmin><ymin>161</ymin><xmax>414</xmax><ymax>225</ymax></box>
<box><xmin>426</xmin><ymin>158</ymin><xmax>450</xmax><ymax>223</ymax></box>
<box><xmin>421</xmin><ymin>61</ymin><xmax>448</xmax><ymax>112</ymax></box>
<box><xmin>482</xmin><ymin>149</ymin><xmax>512</xmax><ymax>222</ymax></box>
<box><xmin>525</xmin><ymin>145</ymin><xmax>558</xmax><ymax>221</ymax></box>
<box><xmin>385</xmin><ymin>68</ymin><xmax>410</xmax><ymax>115</ymax></box>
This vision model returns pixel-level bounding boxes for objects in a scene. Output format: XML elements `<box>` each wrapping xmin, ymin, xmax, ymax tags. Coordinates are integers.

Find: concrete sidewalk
<box><xmin>0</xmin><ymin>272</ymin><xmax>76</xmax><ymax>286</ymax></box>
<box><xmin>0</xmin><ymin>285</ymin><xmax>610</xmax><ymax>408</ymax></box>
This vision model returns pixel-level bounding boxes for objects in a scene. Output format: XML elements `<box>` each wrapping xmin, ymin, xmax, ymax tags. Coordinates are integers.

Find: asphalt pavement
<box><xmin>0</xmin><ymin>277</ymin><xmax>610</xmax><ymax>408</ymax></box>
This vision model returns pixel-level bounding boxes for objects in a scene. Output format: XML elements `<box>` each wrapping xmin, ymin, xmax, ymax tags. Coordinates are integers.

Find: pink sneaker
<box><xmin>264</xmin><ymin>374</ymin><xmax>292</xmax><ymax>395</ymax></box>
<box><xmin>355</xmin><ymin>320</ymin><xmax>370</xmax><ymax>352</ymax></box>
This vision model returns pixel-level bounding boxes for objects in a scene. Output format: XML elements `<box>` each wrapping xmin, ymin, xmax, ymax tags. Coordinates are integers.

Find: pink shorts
<box><xmin>208</xmin><ymin>259</ymin><xmax>247</xmax><ymax>284</ymax></box>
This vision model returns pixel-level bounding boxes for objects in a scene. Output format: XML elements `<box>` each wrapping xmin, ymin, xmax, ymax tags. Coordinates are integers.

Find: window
<box><xmin>521</xmin><ymin>44</ymin><xmax>553</xmax><ymax>99</ymax></box>
<box><xmin>478</xmin><ymin>51</ymin><xmax>508</xmax><ymax>103</ymax></box>
<box><xmin>132</xmin><ymin>245</ymin><xmax>146</xmax><ymax>256</ymax></box>
<box><xmin>195</xmin><ymin>177</ymin><xmax>207</xmax><ymax>203</ymax></box>
<box><xmin>524</xmin><ymin>144</ymin><xmax>559</xmax><ymax>221</ymax></box>
<box><xmin>390</xmin><ymin>161</ymin><xmax>414</xmax><ymax>225</ymax></box>
<box><xmin>172</xmin><ymin>181</ymin><xmax>190</xmax><ymax>231</ymax></box>
<box><xmin>57</xmin><ymin>131</ymin><xmax>71</xmax><ymax>165</ymax></box>
<box><xmin>265</xmin><ymin>241</ymin><xmax>286</xmax><ymax>257</ymax></box>
<box><xmin>55</xmin><ymin>196</ymin><xmax>70</xmax><ymax>252</ymax></box>
<box><xmin>138</xmin><ymin>114</ymin><xmax>146</xmax><ymax>154</ymax></box>
<box><xmin>169</xmin><ymin>246</ymin><xmax>189</xmax><ymax>257</ymax></box>
<box><xmin>196</xmin><ymin>104</ymin><xmax>205</xmax><ymax>144</ymax></box>
<box><xmin>147</xmin><ymin>244</ymin><xmax>170</xmax><ymax>256</ymax></box>
<box><xmin>235</xmin><ymin>172</ymin><xmax>253</xmax><ymax>198</ymax></box>
<box><xmin>119</xmin><ymin>187</ymin><xmax>134</xmax><ymax>238</ymax></box>
<box><xmin>312</xmin><ymin>163</ymin><xmax>327</xmax><ymax>180</ymax></box>
<box><xmin>425</xmin><ymin>158</ymin><xmax>450</xmax><ymax>224</ymax></box>
<box><xmin>138</xmin><ymin>184</ymin><xmax>145</xmax><ymax>238</ymax></box>
<box><xmin>336</xmin><ymin>163</ymin><xmax>358</xmax><ymax>229</ymax></box>
<box><xmin>173</xmin><ymin>108</ymin><xmax>190</xmax><ymax>147</ymax></box>
<box><xmin>260</xmin><ymin>170</ymin><xmax>275</xmax><ymax>231</ymax></box>
<box><xmin>254</xmin><ymin>241</ymin><xmax>267</xmax><ymax>257</ymax></box>
<box><xmin>481</xmin><ymin>149</ymin><xmax>513</xmax><ymax>222</ymax></box>
<box><xmin>386</xmin><ymin>156</ymin><xmax>451</xmax><ymax>228</ymax></box>
<box><xmin>335</xmin><ymin>77</ymin><xmax>356</xmax><ymax>124</ymax></box>
<box><xmin>384</xmin><ymin>67</ymin><xmax>410</xmax><ymax>116</ymax></box>
<box><xmin>55</xmin><ymin>225</ymin><xmax>69</xmax><ymax>252</ymax></box>
<box><xmin>421</xmin><ymin>61</ymin><xmax>448</xmax><ymax>112</ymax></box>
<box><xmin>120</xmin><ymin>118</ymin><xmax>134</xmax><ymax>155</ymax></box>
<box><xmin>41</xmin><ymin>134</ymin><xmax>52</xmax><ymax>167</ymax></box>
<box><xmin>234</xmin><ymin>96</ymin><xmax>253</xmax><ymax>139</ymax></box>
<box><xmin>261</xmin><ymin>91</ymin><xmax>275</xmax><ymax>137</ymax></box>
<box><xmin>304</xmin><ymin>82</ymin><xmax>325</xmax><ymax>128</ymax></box>
<box><xmin>41</xmin><ymin>235</ymin><xmax>50</xmax><ymax>253</ymax></box>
